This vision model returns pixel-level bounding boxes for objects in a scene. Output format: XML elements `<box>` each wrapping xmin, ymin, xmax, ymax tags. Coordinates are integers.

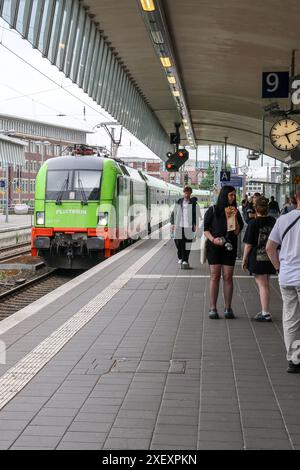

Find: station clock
<box><xmin>269</xmin><ymin>118</ymin><xmax>300</xmax><ymax>151</ymax></box>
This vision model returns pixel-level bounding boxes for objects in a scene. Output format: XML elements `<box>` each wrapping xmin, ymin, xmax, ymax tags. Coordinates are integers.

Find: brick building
<box><xmin>0</xmin><ymin>114</ymin><xmax>89</xmax><ymax>207</ymax></box>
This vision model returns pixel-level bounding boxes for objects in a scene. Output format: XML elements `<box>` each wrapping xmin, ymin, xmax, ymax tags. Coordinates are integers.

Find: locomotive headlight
<box><xmin>36</xmin><ymin>211</ymin><xmax>45</xmax><ymax>225</ymax></box>
<box><xmin>98</xmin><ymin>211</ymin><xmax>108</xmax><ymax>226</ymax></box>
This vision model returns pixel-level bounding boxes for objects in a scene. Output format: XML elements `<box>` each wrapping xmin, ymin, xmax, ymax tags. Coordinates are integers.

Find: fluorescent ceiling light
<box><xmin>167</xmin><ymin>76</ymin><xmax>176</xmax><ymax>84</ymax></box>
<box><xmin>160</xmin><ymin>57</ymin><xmax>171</xmax><ymax>67</ymax></box>
<box><xmin>151</xmin><ymin>30</ymin><xmax>164</xmax><ymax>44</ymax></box>
<box><xmin>140</xmin><ymin>0</ymin><xmax>155</xmax><ymax>11</ymax></box>
<box><xmin>182</xmin><ymin>119</ymin><xmax>188</xmax><ymax>124</ymax></box>
<box><xmin>173</xmin><ymin>90</ymin><xmax>180</xmax><ymax>97</ymax></box>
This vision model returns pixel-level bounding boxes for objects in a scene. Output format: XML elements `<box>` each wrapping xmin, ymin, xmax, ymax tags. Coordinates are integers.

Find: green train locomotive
<box><xmin>32</xmin><ymin>155</ymin><xmax>181</xmax><ymax>268</ymax></box>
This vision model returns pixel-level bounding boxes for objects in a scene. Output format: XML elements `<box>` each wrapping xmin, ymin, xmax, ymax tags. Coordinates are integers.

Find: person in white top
<box><xmin>170</xmin><ymin>186</ymin><xmax>200</xmax><ymax>269</ymax></box>
<box><xmin>266</xmin><ymin>184</ymin><xmax>300</xmax><ymax>373</ymax></box>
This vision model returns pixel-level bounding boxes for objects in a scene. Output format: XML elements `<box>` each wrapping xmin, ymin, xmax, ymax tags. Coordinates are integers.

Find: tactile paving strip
<box><xmin>0</xmin><ymin>239</ymin><xmax>166</xmax><ymax>410</ymax></box>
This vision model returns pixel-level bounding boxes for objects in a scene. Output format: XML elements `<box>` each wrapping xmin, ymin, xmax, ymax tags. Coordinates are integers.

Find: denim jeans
<box><xmin>280</xmin><ymin>286</ymin><xmax>300</xmax><ymax>362</ymax></box>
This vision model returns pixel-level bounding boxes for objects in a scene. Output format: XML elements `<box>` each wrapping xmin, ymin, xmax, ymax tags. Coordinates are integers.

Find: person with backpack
<box><xmin>242</xmin><ymin>196</ymin><xmax>276</xmax><ymax>322</ymax></box>
<box><xmin>266</xmin><ymin>184</ymin><xmax>300</xmax><ymax>373</ymax></box>
<box><xmin>204</xmin><ymin>185</ymin><xmax>244</xmax><ymax>319</ymax></box>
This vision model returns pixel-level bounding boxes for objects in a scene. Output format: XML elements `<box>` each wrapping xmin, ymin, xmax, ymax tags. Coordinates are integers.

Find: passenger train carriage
<box><xmin>32</xmin><ymin>155</ymin><xmax>181</xmax><ymax>269</ymax></box>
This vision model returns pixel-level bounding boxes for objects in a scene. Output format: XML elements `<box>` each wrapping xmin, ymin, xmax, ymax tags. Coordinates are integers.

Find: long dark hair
<box><xmin>215</xmin><ymin>185</ymin><xmax>237</xmax><ymax>215</ymax></box>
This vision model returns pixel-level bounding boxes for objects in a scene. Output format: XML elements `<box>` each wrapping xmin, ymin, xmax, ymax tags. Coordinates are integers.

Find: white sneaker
<box><xmin>181</xmin><ymin>261</ymin><xmax>189</xmax><ymax>269</ymax></box>
<box><xmin>178</xmin><ymin>259</ymin><xmax>182</xmax><ymax>264</ymax></box>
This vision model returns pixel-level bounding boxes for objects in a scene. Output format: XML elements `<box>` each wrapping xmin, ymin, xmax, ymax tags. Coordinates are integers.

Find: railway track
<box><xmin>0</xmin><ymin>269</ymin><xmax>80</xmax><ymax>321</ymax></box>
<box><xmin>0</xmin><ymin>243</ymin><xmax>31</xmax><ymax>262</ymax></box>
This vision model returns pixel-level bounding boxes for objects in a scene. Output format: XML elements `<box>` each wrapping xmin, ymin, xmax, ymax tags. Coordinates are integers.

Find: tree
<box><xmin>199</xmin><ymin>166</ymin><xmax>214</xmax><ymax>190</ymax></box>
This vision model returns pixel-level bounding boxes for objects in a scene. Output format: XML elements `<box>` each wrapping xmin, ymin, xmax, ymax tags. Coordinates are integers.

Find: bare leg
<box><xmin>222</xmin><ymin>265</ymin><xmax>234</xmax><ymax>309</ymax></box>
<box><xmin>255</xmin><ymin>274</ymin><xmax>270</xmax><ymax>312</ymax></box>
<box><xmin>209</xmin><ymin>265</ymin><xmax>222</xmax><ymax>309</ymax></box>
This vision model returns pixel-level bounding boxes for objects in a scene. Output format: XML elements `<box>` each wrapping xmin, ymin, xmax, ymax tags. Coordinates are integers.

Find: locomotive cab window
<box><xmin>46</xmin><ymin>170</ymin><xmax>101</xmax><ymax>201</ymax></box>
<box><xmin>74</xmin><ymin>170</ymin><xmax>101</xmax><ymax>201</ymax></box>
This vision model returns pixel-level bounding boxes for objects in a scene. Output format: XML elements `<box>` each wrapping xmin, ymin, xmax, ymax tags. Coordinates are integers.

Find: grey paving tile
<box><xmin>0</xmin><ymin>420</ymin><xmax>28</xmax><ymax>431</ymax></box>
<box><xmin>151</xmin><ymin>434</ymin><xmax>196</xmax><ymax>447</ymax></box>
<box><xmin>68</xmin><ymin>421</ymin><xmax>112</xmax><ymax>433</ymax></box>
<box><xmin>198</xmin><ymin>441</ymin><xmax>244</xmax><ymax>450</ymax></box>
<box><xmin>61</xmin><ymin>431</ymin><xmax>106</xmax><ymax>443</ymax></box>
<box><xmin>198</xmin><ymin>430</ymin><xmax>243</xmax><ymax>442</ymax></box>
<box><xmin>108</xmin><ymin>428</ymin><xmax>153</xmax><ymax>439</ymax></box>
<box><xmin>30</xmin><ymin>416</ymin><xmax>75</xmax><ymax>427</ymax></box>
<box><xmin>74</xmin><ymin>412</ymin><xmax>116</xmax><ymax>423</ymax></box>
<box><xmin>154</xmin><ymin>424</ymin><xmax>197</xmax><ymax>436</ymax></box>
<box><xmin>245</xmin><ymin>437</ymin><xmax>292</xmax><ymax>450</ymax></box>
<box><xmin>56</xmin><ymin>442</ymin><xmax>102</xmax><ymax>450</ymax></box>
<box><xmin>13</xmin><ymin>435</ymin><xmax>62</xmax><ymax>448</ymax></box>
<box><xmin>199</xmin><ymin>420</ymin><xmax>242</xmax><ymax>432</ymax></box>
<box><xmin>242</xmin><ymin>418</ymin><xmax>285</xmax><ymax>429</ymax></box>
<box><xmin>114</xmin><ymin>418</ymin><xmax>156</xmax><ymax>429</ymax></box>
<box><xmin>11</xmin><ymin>446</ymin><xmax>55</xmax><ymax>450</ymax></box>
<box><xmin>21</xmin><ymin>425</ymin><xmax>67</xmax><ymax>437</ymax></box>
<box><xmin>103</xmin><ymin>437</ymin><xmax>150</xmax><ymax>450</ymax></box>
<box><xmin>0</xmin><ymin>442</ymin><xmax>14</xmax><ymax>450</ymax></box>
<box><xmin>37</xmin><ymin>408</ymin><xmax>79</xmax><ymax>417</ymax></box>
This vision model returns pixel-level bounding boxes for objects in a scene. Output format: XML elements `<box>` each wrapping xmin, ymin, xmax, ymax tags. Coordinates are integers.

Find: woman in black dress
<box><xmin>242</xmin><ymin>196</ymin><xmax>276</xmax><ymax>322</ymax></box>
<box><xmin>204</xmin><ymin>185</ymin><xmax>244</xmax><ymax>319</ymax></box>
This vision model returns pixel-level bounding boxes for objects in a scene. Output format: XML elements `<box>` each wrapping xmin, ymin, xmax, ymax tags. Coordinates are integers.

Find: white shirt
<box><xmin>180</xmin><ymin>200</ymin><xmax>190</xmax><ymax>228</ymax></box>
<box><xmin>268</xmin><ymin>209</ymin><xmax>300</xmax><ymax>286</ymax></box>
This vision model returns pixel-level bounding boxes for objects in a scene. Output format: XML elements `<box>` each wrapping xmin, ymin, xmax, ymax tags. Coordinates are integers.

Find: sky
<box><xmin>0</xmin><ymin>18</ymin><xmax>278</xmax><ymax>178</ymax></box>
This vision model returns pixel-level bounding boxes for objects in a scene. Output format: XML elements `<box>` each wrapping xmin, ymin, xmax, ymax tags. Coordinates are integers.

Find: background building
<box><xmin>0</xmin><ymin>114</ymin><xmax>90</xmax><ymax>207</ymax></box>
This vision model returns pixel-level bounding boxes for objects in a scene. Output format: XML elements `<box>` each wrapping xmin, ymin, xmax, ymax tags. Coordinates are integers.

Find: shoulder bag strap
<box><xmin>281</xmin><ymin>214</ymin><xmax>300</xmax><ymax>242</ymax></box>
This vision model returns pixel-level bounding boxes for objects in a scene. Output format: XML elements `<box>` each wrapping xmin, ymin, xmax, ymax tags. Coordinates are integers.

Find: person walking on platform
<box><xmin>266</xmin><ymin>184</ymin><xmax>300</xmax><ymax>373</ymax></box>
<box><xmin>170</xmin><ymin>186</ymin><xmax>200</xmax><ymax>269</ymax></box>
<box><xmin>268</xmin><ymin>196</ymin><xmax>280</xmax><ymax>219</ymax></box>
<box><xmin>242</xmin><ymin>194</ymin><xmax>249</xmax><ymax>223</ymax></box>
<box><xmin>242</xmin><ymin>196</ymin><xmax>276</xmax><ymax>322</ymax></box>
<box><xmin>245</xmin><ymin>192</ymin><xmax>261</xmax><ymax>223</ymax></box>
<box><xmin>204</xmin><ymin>185</ymin><xmax>244</xmax><ymax>319</ymax></box>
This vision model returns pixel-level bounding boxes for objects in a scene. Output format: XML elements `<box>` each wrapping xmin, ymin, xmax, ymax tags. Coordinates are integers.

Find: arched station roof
<box><xmin>82</xmin><ymin>0</ymin><xmax>300</xmax><ymax>162</ymax></box>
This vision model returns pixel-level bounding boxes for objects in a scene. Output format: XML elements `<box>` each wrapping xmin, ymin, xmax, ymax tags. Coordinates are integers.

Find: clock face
<box><xmin>270</xmin><ymin>119</ymin><xmax>300</xmax><ymax>151</ymax></box>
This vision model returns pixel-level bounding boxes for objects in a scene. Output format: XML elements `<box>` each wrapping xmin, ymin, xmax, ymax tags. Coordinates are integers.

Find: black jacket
<box><xmin>170</xmin><ymin>197</ymin><xmax>200</xmax><ymax>232</ymax></box>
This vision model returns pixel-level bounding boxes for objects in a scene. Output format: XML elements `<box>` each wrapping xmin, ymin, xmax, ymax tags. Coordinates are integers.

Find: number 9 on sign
<box><xmin>266</xmin><ymin>73</ymin><xmax>279</xmax><ymax>93</ymax></box>
<box><xmin>262</xmin><ymin>71</ymin><xmax>289</xmax><ymax>99</ymax></box>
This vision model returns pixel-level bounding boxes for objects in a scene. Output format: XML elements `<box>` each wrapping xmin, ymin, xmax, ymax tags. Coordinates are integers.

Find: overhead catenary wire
<box><xmin>0</xmin><ymin>36</ymin><xmax>113</xmax><ymax>125</ymax></box>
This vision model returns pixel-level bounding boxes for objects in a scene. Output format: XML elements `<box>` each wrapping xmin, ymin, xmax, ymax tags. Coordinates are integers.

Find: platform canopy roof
<box><xmin>2</xmin><ymin>0</ymin><xmax>300</xmax><ymax>162</ymax></box>
<box><xmin>0</xmin><ymin>134</ymin><xmax>26</xmax><ymax>166</ymax></box>
<box><xmin>81</xmin><ymin>0</ymin><xmax>300</xmax><ymax>162</ymax></box>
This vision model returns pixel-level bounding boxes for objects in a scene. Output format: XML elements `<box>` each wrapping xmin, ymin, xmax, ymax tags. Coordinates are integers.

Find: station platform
<box><xmin>0</xmin><ymin>214</ymin><xmax>32</xmax><ymax>233</ymax></box>
<box><xmin>0</xmin><ymin>228</ymin><xmax>299</xmax><ymax>450</ymax></box>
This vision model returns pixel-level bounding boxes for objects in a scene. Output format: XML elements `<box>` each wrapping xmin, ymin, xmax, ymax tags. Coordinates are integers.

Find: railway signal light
<box><xmin>165</xmin><ymin>149</ymin><xmax>189</xmax><ymax>172</ymax></box>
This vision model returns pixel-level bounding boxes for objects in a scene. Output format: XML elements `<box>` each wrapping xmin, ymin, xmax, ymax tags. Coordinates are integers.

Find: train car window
<box><xmin>119</xmin><ymin>164</ymin><xmax>130</xmax><ymax>176</ymax></box>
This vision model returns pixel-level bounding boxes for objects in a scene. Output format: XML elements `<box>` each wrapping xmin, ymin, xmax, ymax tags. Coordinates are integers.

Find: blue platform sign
<box><xmin>221</xmin><ymin>176</ymin><xmax>243</xmax><ymax>188</ymax></box>
<box><xmin>0</xmin><ymin>180</ymin><xmax>5</xmax><ymax>188</ymax></box>
<box><xmin>262</xmin><ymin>71</ymin><xmax>289</xmax><ymax>98</ymax></box>
<box><xmin>220</xmin><ymin>170</ymin><xmax>231</xmax><ymax>182</ymax></box>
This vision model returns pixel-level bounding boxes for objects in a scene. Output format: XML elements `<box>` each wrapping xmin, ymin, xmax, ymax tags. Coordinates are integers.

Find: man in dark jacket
<box><xmin>170</xmin><ymin>186</ymin><xmax>200</xmax><ymax>269</ymax></box>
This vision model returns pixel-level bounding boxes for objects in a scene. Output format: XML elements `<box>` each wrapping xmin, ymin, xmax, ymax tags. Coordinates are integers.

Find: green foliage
<box><xmin>199</xmin><ymin>166</ymin><xmax>214</xmax><ymax>190</ymax></box>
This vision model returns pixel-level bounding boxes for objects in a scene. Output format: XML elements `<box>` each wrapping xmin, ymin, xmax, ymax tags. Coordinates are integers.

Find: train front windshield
<box><xmin>45</xmin><ymin>170</ymin><xmax>102</xmax><ymax>201</ymax></box>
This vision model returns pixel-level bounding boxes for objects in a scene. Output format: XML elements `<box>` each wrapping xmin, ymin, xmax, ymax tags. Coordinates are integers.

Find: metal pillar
<box><xmin>5</xmin><ymin>165</ymin><xmax>9</xmax><ymax>223</ymax></box>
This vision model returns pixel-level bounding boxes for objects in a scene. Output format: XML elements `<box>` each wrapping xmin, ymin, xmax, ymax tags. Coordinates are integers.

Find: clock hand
<box><xmin>286</xmin><ymin>134</ymin><xmax>291</xmax><ymax>143</ymax></box>
<box><xmin>285</xmin><ymin>128</ymin><xmax>300</xmax><ymax>136</ymax></box>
